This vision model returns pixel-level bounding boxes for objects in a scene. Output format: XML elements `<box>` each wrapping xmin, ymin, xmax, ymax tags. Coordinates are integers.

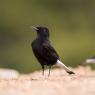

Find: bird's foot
<box><xmin>66</xmin><ymin>71</ymin><xmax>75</xmax><ymax>75</ymax></box>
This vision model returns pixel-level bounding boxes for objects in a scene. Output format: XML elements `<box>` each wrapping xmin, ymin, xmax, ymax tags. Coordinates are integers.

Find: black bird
<box><xmin>31</xmin><ymin>26</ymin><xmax>75</xmax><ymax>76</ymax></box>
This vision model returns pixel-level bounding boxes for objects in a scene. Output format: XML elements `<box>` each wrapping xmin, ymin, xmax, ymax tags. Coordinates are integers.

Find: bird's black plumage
<box><xmin>31</xmin><ymin>26</ymin><xmax>74</xmax><ymax>76</ymax></box>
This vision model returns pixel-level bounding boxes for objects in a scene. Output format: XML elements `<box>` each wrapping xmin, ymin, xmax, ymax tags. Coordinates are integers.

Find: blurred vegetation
<box><xmin>0</xmin><ymin>0</ymin><xmax>95</xmax><ymax>73</ymax></box>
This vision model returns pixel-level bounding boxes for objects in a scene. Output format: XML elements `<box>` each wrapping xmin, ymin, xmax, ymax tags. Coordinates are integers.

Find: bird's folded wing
<box><xmin>42</xmin><ymin>43</ymin><xmax>59</xmax><ymax>62</ymax></box>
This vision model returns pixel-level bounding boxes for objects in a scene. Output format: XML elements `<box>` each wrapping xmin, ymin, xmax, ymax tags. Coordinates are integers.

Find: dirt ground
<box><xmin>0</xmin><ymin>66</ymin><xmax>95</xmax><ymax>95</ymax></box>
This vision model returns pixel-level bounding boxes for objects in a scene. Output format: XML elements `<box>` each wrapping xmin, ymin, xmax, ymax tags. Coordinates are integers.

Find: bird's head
<box><xmin>32</xmin><ymin>26</ymin><xmax>50</xmax><ymax>38</ymax></box>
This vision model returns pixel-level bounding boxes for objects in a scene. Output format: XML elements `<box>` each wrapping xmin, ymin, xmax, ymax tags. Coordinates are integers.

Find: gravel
<box><xmin>0</xmin><ymin>66</ymin><xmax>95</xmax><ymax>95</ymax></box>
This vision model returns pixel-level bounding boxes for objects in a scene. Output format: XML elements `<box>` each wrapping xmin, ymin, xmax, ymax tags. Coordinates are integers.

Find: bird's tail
<box><xmin>56</xmin><ymin>60</ymin><xmax>75</xmax><ymax>74</ymax></box>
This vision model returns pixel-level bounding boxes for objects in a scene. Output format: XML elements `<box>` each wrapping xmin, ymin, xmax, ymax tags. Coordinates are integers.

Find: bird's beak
<box><xmin>31</xmin><ymin>26</ymin><xmax>38</xmax><ymax>31</ymax></box>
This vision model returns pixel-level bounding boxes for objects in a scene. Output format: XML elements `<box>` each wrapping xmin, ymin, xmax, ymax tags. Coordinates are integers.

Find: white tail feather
<box><xmin>56</xmin><ymin>60</ymin><xmax>71</xmax><ymax>72</ymax></box>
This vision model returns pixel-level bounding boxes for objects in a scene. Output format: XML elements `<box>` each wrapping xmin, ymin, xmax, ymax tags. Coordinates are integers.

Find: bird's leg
<box><xmin>48</xmin><ymin>65</ymin><xmax>51</xmax><ymax>77</ymax></box>
<box><xmin>42</xmin><ymin>65</ymin><xmax>45</xmax><ymax>76</ymax></box>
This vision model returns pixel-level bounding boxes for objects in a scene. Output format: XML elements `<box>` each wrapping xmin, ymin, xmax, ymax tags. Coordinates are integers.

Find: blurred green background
<box><xmin>0</xmin><ymin>0</ymin><xmax>95</xmax><ymax>73</ymax></box>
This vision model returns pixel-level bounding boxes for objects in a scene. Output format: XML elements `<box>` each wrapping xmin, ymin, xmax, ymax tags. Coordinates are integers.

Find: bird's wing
<box><xmin>42</xmin><ymin>42</ymin><xmax>59</xmax><ymax>63</ymax></box>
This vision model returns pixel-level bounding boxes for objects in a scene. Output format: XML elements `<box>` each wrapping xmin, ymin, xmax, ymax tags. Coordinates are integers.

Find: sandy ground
<box><xmin>0</xmin><ymin>66</ymin><xmax>95</xmax><ymax>95</ymax></box>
